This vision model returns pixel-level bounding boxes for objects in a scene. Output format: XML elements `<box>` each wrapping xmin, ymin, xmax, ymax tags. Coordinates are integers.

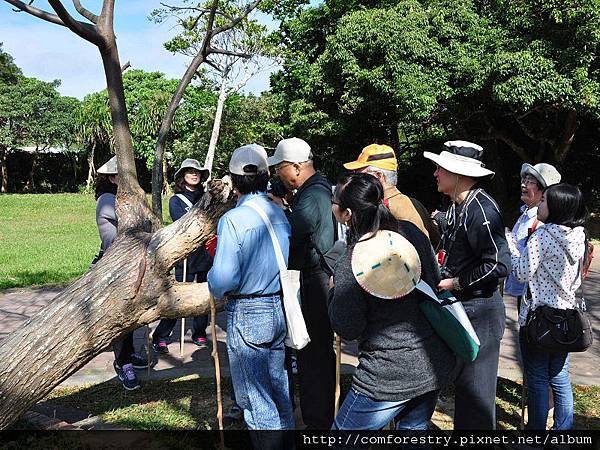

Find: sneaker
<box><xmin>192</xmin><ymin>336</ymin><xmax>209</xmax><ymax>349</ymax></box>
<box><xmin>130</xmin><ymin>353</ymin><xmax>149</xmax><ymax>369</ymax></box>
<box><xmin>114</xmin><ymin>354</ymin><xmax>149</xmax><ymax>370</ymax></box>
<box><xmin>223</xmin><ymin>405</ymin><xmax>243</xmax><ymax>427</ymax></box>
<box><xmin>113</xmin><ymin>361</ymin><xmax>141</xmax><ymax>391</ymax></box>
<box><xmin>152</xmin><ymin>340</ymin><xmax>169</xmax><ymax>354</ymax></box>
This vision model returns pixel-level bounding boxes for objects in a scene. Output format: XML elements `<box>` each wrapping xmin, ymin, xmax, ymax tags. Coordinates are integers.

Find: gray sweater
<box><xmin>328</xmin><ymin>221</ymin><xmax>455</xmax><ymax>402</ymax></box>
<box><xmin>96</xmin><ymin>192</ymin><xmax>117</xmax><ymax>251</ymax></box>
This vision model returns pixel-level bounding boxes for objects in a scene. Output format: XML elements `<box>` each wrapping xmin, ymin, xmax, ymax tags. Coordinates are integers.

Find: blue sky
<box><xmin>0</xmin><ymin>1</ymin><xmax>281</xmax><ymax>99</ymax></box>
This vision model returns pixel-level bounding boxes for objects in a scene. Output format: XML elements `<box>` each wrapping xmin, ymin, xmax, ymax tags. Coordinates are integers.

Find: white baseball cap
<box><xmin>267</xmin><ymin>137</ymin><xmax>312</xmax><ymax>166</ymax></box>
<box><xmin>229</xmin><ymin>144</ymin><xmax>269</xmax><ymax>175</ymax></box>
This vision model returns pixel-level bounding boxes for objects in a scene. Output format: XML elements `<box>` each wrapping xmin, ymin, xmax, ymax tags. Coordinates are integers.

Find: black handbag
<box><xmin>524</xmin><ymin>259</ymin><xmax>593</xmax><ymax>353</ymax></box>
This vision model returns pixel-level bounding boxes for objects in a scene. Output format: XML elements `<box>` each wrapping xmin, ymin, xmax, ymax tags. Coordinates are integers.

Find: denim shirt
<box><xmin>207</xmin><ymin>192</ymin><xmax>291</xmax><ymax>300</ymax></box>
<box><xmin>504</xmin><ymin>205</ymin><xmax>539</xmax><ymax>297</ymax></box>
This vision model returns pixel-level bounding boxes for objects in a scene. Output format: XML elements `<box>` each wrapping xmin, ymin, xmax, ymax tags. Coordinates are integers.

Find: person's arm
<box><xmin>287</xmin><ymin>190</ymin><xmax>319</xmax><ymax>268</ymax></box>
<box><xmin>507</xmin><ymin>228</ymin><xmax>542</xmax><ymax>283</ymax></box>
<box><xmin>328</xmin><ymin>255</ymin><xmax>368</xmax><ymax>340</ymax></box>
<box><xmin>207</xmin><ymin>216</ymin><xmax>242</xmax><ymax>299</ymax></box>
<box><xmin>457</xmin><ymin>197</ymin><xmax>510</xmax><ymax>290</ymax></box>
<box><xmin>169</xmin><ymin>195</ymin><xmax>186</xmax><ymax>222</ymax></box>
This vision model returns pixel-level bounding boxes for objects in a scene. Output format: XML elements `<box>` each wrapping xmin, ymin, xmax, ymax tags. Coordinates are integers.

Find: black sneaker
<box><xmin>223</xmin><ymin>404</ymin><xmax>244</xmax><ymax>427</ymax></box>
<box><xmin>152</xmin><ymin>340</ymin><xmax>169</xmax><ymax>354</ymax></box>
<box><xmin>114</xmin><ymin>361</ymin><xmax>141</xmax><ymax>391</ymax></box>
<box><xmin>114</xmin><ymin>354</ymin><xmax>149</xmax><ymax>370</ymax></box>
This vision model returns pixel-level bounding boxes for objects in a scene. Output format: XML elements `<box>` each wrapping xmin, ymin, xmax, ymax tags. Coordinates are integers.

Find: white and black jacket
<box><xmin>439</xmin><ymin>188</ymin><xmax>511</xmax><ymax>299</ymax></box>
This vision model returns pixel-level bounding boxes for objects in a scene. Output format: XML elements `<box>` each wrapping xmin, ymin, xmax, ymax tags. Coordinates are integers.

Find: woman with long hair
<box><xmin>95</xmin><ymin>156</ymin><xmax>148</xmax><ymax>390</ymax></box>
<box><xmin>507</xmin><ymin>183</ymin><xmax>587</xmax><ymax>430</ymax></box>
<box><xmin>152</xmin><ymin>159</ymin><xmax>213</xmax><ymax>353</ymax></box>
<box><xmin>328</xmin><ymin>172</ymin><xmax>454</xmax><ymax>431</ymax></box>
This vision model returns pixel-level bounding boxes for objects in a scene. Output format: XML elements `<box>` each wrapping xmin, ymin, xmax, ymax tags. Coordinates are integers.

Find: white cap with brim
<box><xmin>174</xmin><ymin>158</ymin><xmax>210</xmax><ymax>180</ymax></box>
<box><xmin>229</xmin><ymin>144</ymin><xmax>269</xmax><ymax>175</ymax></box>
<box><xmin>520</xmin><ymin>163</ymin><xmax>561</xmax><ymax>188</ymax></box>
<box><xmin>267</xmin><ymin>137</ymin><xmax>312</xmax><ymax>166</ymax></box>
<box><xmin>423</xmin><ymin>150</ymin><xmax>495</xmax><ymax>178</ymax></box>
<box><xmin>351</xmin><ymin>230</ymin><xmax>422</xmax><ymax>300</ymax></box>
<box><xmin>97</xmin><ymin>156</ymin><xmax>118</xmax><ymax>175</ymax></box>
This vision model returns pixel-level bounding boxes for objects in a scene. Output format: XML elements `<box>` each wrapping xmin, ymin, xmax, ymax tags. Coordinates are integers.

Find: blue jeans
<box><xmin>226</xmin><ymin>295</ymin><xmax>294</xmax><ymax>430</ymax></box>
<box><xmin>332</xmin><ymin>387</ymin><xmax>439</xmax><ymax>431</ymax></box>
<box><xmin>519</xmin><ymin>330</ymin><xmax>573</xmax><ymax>430</ymax></box>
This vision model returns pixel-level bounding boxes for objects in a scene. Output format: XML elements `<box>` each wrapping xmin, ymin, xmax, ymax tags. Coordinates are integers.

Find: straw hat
<box><xmin>423</xmin><ymin>140</ymin><xmax>494</xmax><ymax>178</ymax></box>
<box><xmin>351</xmin><ymin>230</ymin><xmax>421</xmax><ymax>299</ymax></box>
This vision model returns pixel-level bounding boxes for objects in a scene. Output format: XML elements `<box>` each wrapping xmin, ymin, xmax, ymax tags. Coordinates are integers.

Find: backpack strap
<box><xmin>176</xmin><ymin>193</ymin><xmax>194</xmax><ymax>212</ymax></box>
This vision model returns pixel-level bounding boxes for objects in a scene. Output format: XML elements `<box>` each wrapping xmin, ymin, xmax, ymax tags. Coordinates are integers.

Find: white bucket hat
<box><xmin>174</xmin><ymin>158</ymin><xmax>210</xmax><ymax>180</ymax></box>
<box><xmin>423</xmin><ymin>140</ymin><xmax>494</xmax><ymax>178</ymax></box>
<box><xmin>267</xmin><ymin>137</ymin><xmax>312</xmax><ymax>166</ymax></box>
<box><xmin>520</xmin><ymin>163</ymin><xmax>561</xmax><ymax>188</ymax></box>
<box><xmin>97</xmin><ymin>156</ymin><xmax>118</xmax><ymax>175</ymax></box>
<box><xmin>351</xmin><ymin>230</ymin><xmax>422</xmax><ymax>300</ymax></box>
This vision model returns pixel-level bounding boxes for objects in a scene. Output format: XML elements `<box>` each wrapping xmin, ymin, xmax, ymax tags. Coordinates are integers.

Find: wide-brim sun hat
<box><xmin>351</xmin><ymin>230</ymin><xmax>422</xmax><ymax>300</ymax></box>
<box><xmin>174</xmin><ymin>158</ymin><xmax>210</xmax><ymax>180</ymax></box>
<box><xmin>97</xmin><ymin>156</ymin><xmax>118</xmax><ymax>175</ymax></box>
<box><xmin>423</xmin><ymin>140</ymin><xmax>494</xmax><ymax>178</ymax></box>
<box><xmin>343</xmin><ymin>144</ymin><xmax>398</xmax><ymax>172</ymax></box>
<box><xmin>520</xmin><ymin>163</ymin><xmax>561</xmax><ymax>188</ymax></box>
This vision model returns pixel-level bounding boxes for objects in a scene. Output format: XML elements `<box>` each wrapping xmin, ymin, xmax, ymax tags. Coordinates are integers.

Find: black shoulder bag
<box><xmin>524</xmin><ymin>258</ymin><xmax>593</xmax><ymax>353</ymax></box>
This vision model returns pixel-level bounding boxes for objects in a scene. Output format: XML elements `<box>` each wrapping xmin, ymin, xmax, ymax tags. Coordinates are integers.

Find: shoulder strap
<box><xmin>176</xmin><ymin>193</ymin><xmax>194</xmax><ymax>212</ymax></box>
<box><xmin>246</xmin><ymin>201</ymin><xmax>287</xmax><ymax>274</ymax></box>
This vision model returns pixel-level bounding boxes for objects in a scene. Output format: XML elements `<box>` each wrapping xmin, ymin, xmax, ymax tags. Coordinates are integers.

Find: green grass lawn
<box><xmin>26</xmin><ymin>375</ymin><xmax>600</xmax><ymax>431</ymax></box>
<box><xmin>0</xmin><ymin>194</ymin><xmax>99</xmax><ymax>289</ymax></box>
<box><xmin>0</xmin><ymin>193</ymin><xmax>171</xmax><ymax>289</ymax></box>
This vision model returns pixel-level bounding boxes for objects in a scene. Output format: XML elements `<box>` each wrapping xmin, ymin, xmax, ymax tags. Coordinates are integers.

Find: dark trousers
<box><xmin>453</xmin><ymin>291</ymin><xmax>506</xmax><ymax>430</ymax></box>
<box><xmin>113</xmin><ymin>332</ymin><xmax>135</xmax><ymax>367</ymax></box>
<box><xmin>297</xmin><ymin>268</ymin><xmax>336</xmax><ymax>429</ymax></box>
<box><xmin>153</xmin><ymin>270</ymin><xmax>209</xmax><ymax>342</ymax></box>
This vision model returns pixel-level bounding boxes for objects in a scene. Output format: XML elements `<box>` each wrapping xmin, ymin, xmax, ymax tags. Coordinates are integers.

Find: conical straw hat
<box><xmin>351</xmin><ymin>230</ymin><xmax>421</xmax><ymax>300</ymax></box>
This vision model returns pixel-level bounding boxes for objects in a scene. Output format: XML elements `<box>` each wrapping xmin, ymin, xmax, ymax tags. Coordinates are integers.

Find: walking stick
<box><xmin>209</xmin><ymin>293</ymin><xmax>224</xmax><ymax>440</ymax></box>
<box><xmin>520</xmin><ymin>375</ymin><xmax>527</xmax><ymax>430</ymax></box>
<box><xmin>180</xmin><ymin>258</ymin><xmax>187</xmax><ymax>358</ymax></box>
<box><xmin>334</xmin><ymin>334</ymin><xmax>342</xmax><ymax>415</ymax></box>
<box><xmin>146</xmin><ymin>325</ymin><xmax>152</xmax><ymax>378</ymax></box>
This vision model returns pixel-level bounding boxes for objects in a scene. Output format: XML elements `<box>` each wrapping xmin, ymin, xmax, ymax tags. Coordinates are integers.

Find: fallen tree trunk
<box><xmin>0</xmin><ymin>179</ymin><xmax>235</xmax><ymax>429</ymax></box>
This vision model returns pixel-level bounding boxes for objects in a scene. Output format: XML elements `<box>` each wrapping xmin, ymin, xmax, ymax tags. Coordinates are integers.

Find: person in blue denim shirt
<box><xmin>208</xmin><ymin>144</ymin><xmax>294</xmax><ymax>440</ymax></box>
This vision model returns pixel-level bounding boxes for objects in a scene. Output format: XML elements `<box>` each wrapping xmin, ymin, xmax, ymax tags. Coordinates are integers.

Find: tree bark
<box><xmin>0</xmin><ymin>145</ymin><xmax>8</xmax><ymax>193</ymax></box>
<box><xmin>86</xmin><ymin>141</ymin><xmax>97</xmax><ymax>192</ymax></box>
<box><xmin>204</xmin><ymin>78</ymin><xmax>228</xmax><ymax>176</ymax></box>
<box><xmin>0</xmin><ymin>179</ymin><xmax>235</xmax><ymax>429</ymax></box>
<box><xmin>24</xmin><ymin>149</ymin><xmax>39</xmax><ymax>192</ymax></box>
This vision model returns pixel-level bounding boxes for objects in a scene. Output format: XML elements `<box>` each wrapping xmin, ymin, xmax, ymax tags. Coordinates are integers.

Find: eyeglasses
<box><xmin>521</xmin><ymin>176</ymin><xmax>539</xmax><ymax>186</ymax></box>
<box><xmin>275</xmin><ymin>162</ymin><xmax>294</xmax><ymax>173</ymax></box>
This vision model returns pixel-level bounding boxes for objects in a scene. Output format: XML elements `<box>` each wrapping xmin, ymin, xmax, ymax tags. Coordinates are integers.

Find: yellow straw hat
<box><xmin>351</xmin><ymin>230</ymin><xmax>421</xmax><ymax>299</ymax></box>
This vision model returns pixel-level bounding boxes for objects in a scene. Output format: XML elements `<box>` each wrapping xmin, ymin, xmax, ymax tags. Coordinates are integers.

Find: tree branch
<box><xmin>47</xmin><ymin>0</ymin><xmax>101</xmax><ymax>45</ymax></box>
<box><xmin>121</xmin><ymin>61</ymin><xmax>131</xmax><ymax>72</ymax></box>
<box><xmin>210</xmin><ymin>0</ymin><xmax>262</xmax><ymax>37</ymax></box>
<box><xmin>72</xmin><ymin>0</ymin><xmax>98</xmax><ymax>23</ymax></box>
<box><xmin>4</xmin><ymin>0</ymin><xmax>64</xmax><ymax>26</ymax></box>
<box><xmin>486</xmin><ymin>118</ymin><xmax>529</xmax><ymax>162</ymax></box>
<box><xmin>208</xmin><ymin>47</ymin><xmax>251</xmax><ymax>58</ymax></box>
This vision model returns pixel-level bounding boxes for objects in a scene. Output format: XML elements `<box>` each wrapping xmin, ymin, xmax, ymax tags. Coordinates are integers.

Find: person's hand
<box><xmin>437</xmin><ymin>278</ymin><xmax>454</xmax><ymax>291</ymax></box>
<box><xmin>267</xmin><ymin>193</ymin><xmax>286</xmax><ymax>208</ymax></box>
<box><xmin>328</xmin><ymin>276</ymin><xmax>335</xmax><ymax>290</ymax></box>
<box><xmin>431</xmin><ymin>209</ymin><xmax>440</xmax><ymax>219</ymax></box>
<box><xmin>205</xmin><ymin>235</ymin><xmax>218</xmax><ymax>258</ymax></box>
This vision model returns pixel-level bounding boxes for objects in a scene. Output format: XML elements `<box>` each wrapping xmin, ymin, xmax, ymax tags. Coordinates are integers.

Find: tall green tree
<box><xmin>0</xmin><ymin>43</ymin><xmax>22</xmax><ymax>191</ymax></box>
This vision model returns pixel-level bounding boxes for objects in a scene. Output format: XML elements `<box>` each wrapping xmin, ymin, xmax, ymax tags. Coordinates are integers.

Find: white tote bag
<box><xmin>246</xmin><ymin>202</ymin><xmax>311</xmax><ymax>350</ymax></box>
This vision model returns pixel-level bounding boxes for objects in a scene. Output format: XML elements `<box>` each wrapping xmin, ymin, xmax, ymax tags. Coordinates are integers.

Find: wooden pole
<box><xmin>209</xmin><ymin>293</ymin><xmax>224</xmax><ymax>441</ymax></box>
<box><xmin>334</xmin><ymin>334</ymin><xmax>342</xmax><ymax>415</ymax></box>
<box><xmin>146</xmin><ymin>325</ymin><xmax>152</xmax><ymax>378</ymax></box>
<box><xmin>180</xmin><ymin>258</ymin><xmax>187</xmax><ymax>358</ymax></box>
<box><xmin>520</xmin><ymin>376</ymin><xmax>527</xmax><ymax>430</ymax></box>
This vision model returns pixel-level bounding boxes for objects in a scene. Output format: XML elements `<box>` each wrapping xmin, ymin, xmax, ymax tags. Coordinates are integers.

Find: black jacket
<box><xmin>439</xmin><ymin>189</ymin><xmax>511</xmax><ymax>298</ymax></box>
<box><xmin>169</xmin><ymin>189</ymin><xmax>213</xmax><ymax>279</ymax></box>
<box><xmin>287</xmin><ymin>172</ymin><xmax>335</xmax><ymax>271</ymax></box>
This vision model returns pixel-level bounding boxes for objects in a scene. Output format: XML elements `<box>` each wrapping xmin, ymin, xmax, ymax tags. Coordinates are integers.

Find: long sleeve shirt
<box><xmin>440</xmin><ymin>189</ymin><xmax>511</xmax><ymax>297</ymax></box>
<box><xmin>506</xmin><ymin>223</ymin><xmax>586</xmax><ymax>326</ymax></box>
<box><xmin>504</xmin><ymin>205</ymin><xmax>539</xmax><ymax>297</ymax></box>
<box><xmin>96</xmin><ymin>192</ymin><xmax>117</xmax><ymax>251</ymax></box>
<box><xmin>207</xmin><ymin>192</ymin><xmax>291</xmax><ymax>300</ymax></box>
